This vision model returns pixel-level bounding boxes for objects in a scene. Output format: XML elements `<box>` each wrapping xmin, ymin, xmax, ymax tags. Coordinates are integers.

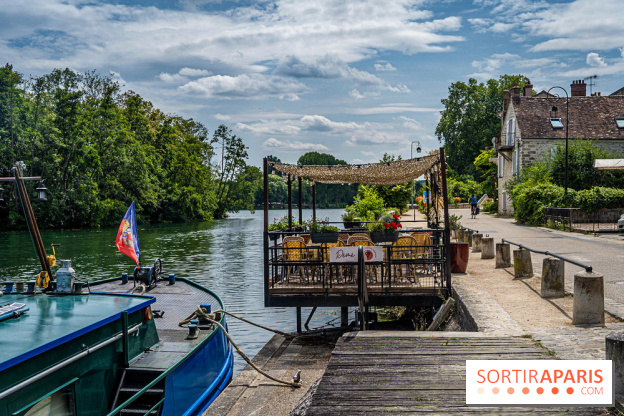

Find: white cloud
<box><xmin>586</xmin><ymin>52</ymin><xmax>607</xmax><ymax>68</ymax></box>
<box><xmin>179</xmin><ymin>74</ymin><xmax>308</xmax><ymax>100</ymax></box>
<box><xmin>349</xmin><ymin>89</ymin><xmax>381</xmax><ymax>99</ymax></box>
<box><xmin>374</xmin><ymin>63</ymin><xmax>397</xmax><ymax>72</ymax></box>
<box><xmin>346</xmin><ymin>105</ymin><xmax>440</xmax><ymax>115</ymax></box>
<box><xmin>262</xmin><ymin>138</ymin><xmax>329</xmax><ymax>152</ymax></box>
<box><xmin>179</xmin><ymin>67</ymin><xmax>213</xmax><ymax>77</ymax></box>
<box><xmin>159</xmin><ymin>72</ymin><xmax>187</xmax><ymax>83</ymax></box>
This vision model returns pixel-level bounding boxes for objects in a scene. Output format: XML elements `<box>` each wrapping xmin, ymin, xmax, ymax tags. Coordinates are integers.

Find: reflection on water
<box><xmin>0</xmin><ymin>209</ymin><xmax>346</xmax><ymax>374</ymax></box>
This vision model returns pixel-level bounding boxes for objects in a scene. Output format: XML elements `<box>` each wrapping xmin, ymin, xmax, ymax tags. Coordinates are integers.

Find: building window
<box><xmin>549</xmin><ymin>118</ymin><xmax>564</xmax><ymax>129</ymax></box>
<box><xmin>511</xmin><ymin>151</ymin><xmax>517</xmax><ymax>175</ymax></box>
<box><xmin>506</xmin><ymin>118</ymin><xmax>515</xmax><ymax>146</ymax></box>
<box><xmin>616</xmin><ymin>118</ymin><xmax>624</xmax><ymax>129</ymax></box>
<box><xmin>498</xmin><ymin>154</ymin><xmax>504</xmax><ymax>178</ymax></box>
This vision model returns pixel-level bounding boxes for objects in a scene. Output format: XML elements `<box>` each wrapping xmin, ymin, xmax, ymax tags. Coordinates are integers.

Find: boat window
<box><xmin>19</xmin><ymin>388</ymin><xmax>76</xmax><ymax>416</ymax></box>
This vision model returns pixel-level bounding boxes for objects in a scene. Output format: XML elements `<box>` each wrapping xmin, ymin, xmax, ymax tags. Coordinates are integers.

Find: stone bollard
<box><xmin>472</xmin><ymin>233</ymin><xmax>483</xmax><ymax>253</ymax></box>
<box><xmin>466</xmin><ymin>230</ymin><xmax>474</xmax><ymax>247</ymax></box>
<box><xmin>606</xmin><ymin>331</ymin><xmax>624</xmax><ymax>397</ymax></box>
<box><xmin>495</xmin><ymin>243</ymin><xmax>511</xmax><ymax>268</ymax></box>
<box><xmin>513</xmin><ymin>249</ymin><xmax>533</xmax><ymax>278</ymax></box>
<box><xmin>480</xmin><ymin>237</ymin><xmax>495</xmax><ymax>259</ymax></box>
<box><xmin>457</xmin><ymin>230</ymin><xmax>465</xmax><ymax>243</ymax></box>
<box><xmin>573</xmin><ymin>271</ymin><xmax>604</xmax><ymax>326</ymax></box>
<box><xmin>541</xmin><ymin>258</ymin><xmax>565</xmax><ymax>298</ymax></box>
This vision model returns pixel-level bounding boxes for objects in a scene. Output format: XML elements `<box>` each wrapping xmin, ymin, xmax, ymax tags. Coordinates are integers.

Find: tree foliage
<box><xmin>0</xmin><ymin>65</ymin><xmax>256</xmax><ymax>229</ymax></box>
<box><xmin>435</xmin><ymin>74</ymin><xmax>530</xmax><ymax>177</ymax></box>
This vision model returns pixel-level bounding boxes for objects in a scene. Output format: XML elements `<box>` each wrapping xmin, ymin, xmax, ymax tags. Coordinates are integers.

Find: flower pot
<box><xmin>268</xmin><ymin>232</ymin><xmax>280</xmax><ymax>241</ymax></box>
<box><xmin>343</xmin><ymin>221</ymin><xmax>362</xmax><ymax>229</ymax></box>
<box><xmin>450</xmin><ymin>242</ymin><xmax>469</xmax><ymax>273</ymax></box>
<box><xmin>370</xmin><ymin>231</ymin><xmax>398</xmax><ymax>243</ymax></box>
<box><xmin>310</xmin><ymin>232</ymin><xmax>340</xmax><ymax>244</ymax></box>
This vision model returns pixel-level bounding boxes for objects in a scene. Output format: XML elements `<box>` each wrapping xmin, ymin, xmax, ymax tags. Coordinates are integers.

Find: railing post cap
<box><xmin>606</xmin><ymin>331</ymin><xmax>624</xmax><ymax>342</ymax></box>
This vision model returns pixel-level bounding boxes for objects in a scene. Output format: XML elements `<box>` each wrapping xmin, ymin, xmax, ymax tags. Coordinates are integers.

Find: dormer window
<box><xmin>550</xmin><ymin>118</ymin><xmax>564</xmax><ymax>129</ymax></box>
<box><xmin>615</xmin><ymin>118</ymin><xmax>624</xmax><ymax>129</ymax></box>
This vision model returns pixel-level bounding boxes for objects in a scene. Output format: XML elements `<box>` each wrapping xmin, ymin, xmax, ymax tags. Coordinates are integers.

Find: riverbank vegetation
<box><xmin>0</xmin><ymin>64</ymin><xmax>258</xmax><ymax>230</ymax></box>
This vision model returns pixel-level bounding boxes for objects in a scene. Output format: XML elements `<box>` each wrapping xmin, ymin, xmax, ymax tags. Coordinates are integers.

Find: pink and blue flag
<box><xmin>116</xmin><ymin>201</ymin><xmax>140</xmax><ymax>266</ymax></box>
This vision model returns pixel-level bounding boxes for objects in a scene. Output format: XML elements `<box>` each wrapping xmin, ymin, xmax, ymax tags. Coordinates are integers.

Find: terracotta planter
<box><xmin>450</xmin><ymin>242</ymin><xmax>470</xmax><ymax>273</ymax></box>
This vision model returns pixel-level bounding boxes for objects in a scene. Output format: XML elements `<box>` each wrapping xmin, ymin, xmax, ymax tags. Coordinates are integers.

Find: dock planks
<box><xmin>305</xmin><ymin>332</ymin><xmax>610</xmax><ymax>415</ymax></box>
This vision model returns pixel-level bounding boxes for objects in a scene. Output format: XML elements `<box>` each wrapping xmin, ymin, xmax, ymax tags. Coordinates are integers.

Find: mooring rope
<box><xmin>129</xmin><ymin>284</ymin><xmax>146</xmax><ymax>295</ymax></box>
<box><xmin>179</xmin><ymin>306</ymin><xmax>302</xmax><ymax>388</ymax></box>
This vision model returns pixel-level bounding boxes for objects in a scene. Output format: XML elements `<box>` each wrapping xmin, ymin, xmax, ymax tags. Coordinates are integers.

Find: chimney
<box><xmin>511</xmin><ymin>82</ymin><xmax>521</xmax><ymax>97</ymax></box>
<box><xmin>523</xmin><ymin>81</ymin><xmax>533</xmax><ymax>97</ymax></box>
<box><xmin>503</xmin><ymin>89</ymin><xmax>510</xmax><ymax>112</ymax></box>
<box><xmin>571</xmin><ymin>79</ymin><xmax>586</xmax><ymax>97</ymax></box>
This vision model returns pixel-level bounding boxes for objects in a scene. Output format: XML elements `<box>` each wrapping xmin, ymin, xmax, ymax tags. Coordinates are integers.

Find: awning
<box><xmin>594</xmin><ymin>159</ymin><xmax>624</xmax><ymax>170</ymax></box>
<box><xmin>270</xmin><ymin>151</ymin><xmax>440</xmax><ymax>185</ymax></box>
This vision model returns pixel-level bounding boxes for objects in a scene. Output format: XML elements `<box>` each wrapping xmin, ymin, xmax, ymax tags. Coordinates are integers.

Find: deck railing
<box><xmin>266</xmin><ymin>227</ymin><xmax>449</xmax><ymax>296</ymax></box>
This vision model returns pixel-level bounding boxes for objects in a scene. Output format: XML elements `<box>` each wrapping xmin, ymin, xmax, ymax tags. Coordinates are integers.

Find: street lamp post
<box><xmin>411</xmin><ymin>141</ymin><xmax>422</xmax><ymax>220</ymax></box>
<box><xmin>547</xmin><ymin>86</ymin><xmax>569</xmax><ymax>202</ymax></box>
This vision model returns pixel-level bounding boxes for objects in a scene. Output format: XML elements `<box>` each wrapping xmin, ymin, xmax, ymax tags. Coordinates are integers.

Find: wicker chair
<box><xmin>281</xmin><ymin>237</ymin><xmax>308</xmax><ymax>284</ymax></box>
<box><xmin>391</xmin><ymin>235</ymin><xmax>418</xmax><ymax>282</ymax></box>
<box><xmin>346</xmin><ymin>234</ymin><xmax>372</xmax><ymax>246</ymax></box>
<box><xmin>323</xmin><ymin>240</ymin><xmax>346</xmax><ymax>285</ymax></box>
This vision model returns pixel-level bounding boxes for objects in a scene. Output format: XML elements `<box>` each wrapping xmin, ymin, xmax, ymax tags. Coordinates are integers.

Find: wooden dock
<box><xmin>304</xmin><ymin>332</ymin><xmax>610</xmax><ymax>415</ymax></box>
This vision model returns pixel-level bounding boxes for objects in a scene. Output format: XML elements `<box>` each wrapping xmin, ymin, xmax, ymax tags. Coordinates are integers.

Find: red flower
<box><xmin>383</xmin><ymin>222</ymin><xmax>390</xmax><ymax>228</ymax></box>
<box><xmin>393</xmin><ymin>214</ymin><xmax>400</xmax><ymax>220</ymax></box>
<box><xmin>391</xmin><ymin>222</ymin><xmax>396</xmax><ymax>228</ymax></box>
<box><xmin>397</xmin><ymin>224</ymin><xmax>402</xmax><ymax>228</ymax></box>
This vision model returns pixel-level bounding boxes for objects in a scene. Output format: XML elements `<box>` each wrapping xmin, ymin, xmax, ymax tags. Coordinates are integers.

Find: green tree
<box><xmin>473</xmin><ymin>148</ymin><xmax>497</xmax><ymax>195</ymax></box>
<box><xmin>436</xmin><ymin>74</ymin><xmax>530</xmax><ymax>177</ymax></box>
<box><xmin>212</xmin><ymin>125</ymin><xmax>249</xmax><ymax>218</ymax></box>
<box><xmin>296</xmin><ymin>151</ymin><xmax>357</xmax><ymax>208</ymax></box>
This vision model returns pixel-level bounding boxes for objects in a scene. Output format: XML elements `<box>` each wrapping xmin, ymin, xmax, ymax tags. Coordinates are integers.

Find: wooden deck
<box><xmin>304</xmin><ymin>332</ymin><xmax>611</xmax><ymax>415</ymax></box>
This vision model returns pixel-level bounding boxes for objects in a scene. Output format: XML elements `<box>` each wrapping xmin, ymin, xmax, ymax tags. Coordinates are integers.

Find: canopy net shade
<box><xmin>269</xmin><ymin>151</ymin><xmax>440</xmax><ymax>185</ymax></box>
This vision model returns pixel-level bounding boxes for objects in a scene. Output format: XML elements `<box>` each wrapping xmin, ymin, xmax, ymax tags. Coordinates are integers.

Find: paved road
<box><xmin>450</xmin><ymin>208</ymin><xmax>624</xmax><ymax>304</ymax></box>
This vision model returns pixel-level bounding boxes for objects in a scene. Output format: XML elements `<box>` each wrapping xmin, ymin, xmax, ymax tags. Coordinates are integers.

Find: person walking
<box><xmin>469</xmin><ymin>194</ymin><xmax>478</xmax><ymax>218</ymax></box>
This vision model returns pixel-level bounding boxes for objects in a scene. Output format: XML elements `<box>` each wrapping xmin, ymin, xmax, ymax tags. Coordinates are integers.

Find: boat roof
<box><xmin>0</xmin><ymin>292</ymin><xmax>154</xmax><ymax>372</ymax></box>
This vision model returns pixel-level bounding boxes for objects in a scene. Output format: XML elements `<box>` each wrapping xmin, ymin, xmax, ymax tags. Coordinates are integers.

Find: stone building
<box><xmin>495</xmin><ymin>80</ymin><xmax>624</xmax><ymax>215</ymax></box>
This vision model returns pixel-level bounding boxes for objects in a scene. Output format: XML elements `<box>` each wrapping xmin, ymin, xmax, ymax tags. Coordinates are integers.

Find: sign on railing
<box><xmin>328</xmin><ymin>246</ymin><xmax>383</xmax><ymax>263</ymax></box>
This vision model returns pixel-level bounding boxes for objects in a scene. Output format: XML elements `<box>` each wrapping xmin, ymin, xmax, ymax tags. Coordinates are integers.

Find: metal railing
<box><xmin>501</xmin><ymin>239</ymin><xmax>592</xmax><ymax>273</ymax></box>
<box><xmin>267</xmin><ymin>229</ymin><xmax>448</xmax><ymax>293</ymax></box>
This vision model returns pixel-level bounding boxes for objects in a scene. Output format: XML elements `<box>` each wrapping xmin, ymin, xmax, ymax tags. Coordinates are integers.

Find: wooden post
<box><xmin>439</xmin><ymin>148</ymin><xmax>452</xmax><ymax>292</ymax></box>
<box><xmin>296</xmin><ymin>307</ymin><xmax>302</xmax><ymax>333</ymax></box>
<box><xmin>341</xmin><ymin>306</ymin><xmax>348</xmax><ymax>327</ymax></box>
<box><xmin>287</xmin><ymin>175</ymin><xmax>292</xmax><ymax>231</ymax></box>
<box><xmin>298</xmin><ymin>176</ymin><xmax>303</xmax><ymax>226</ymax></box>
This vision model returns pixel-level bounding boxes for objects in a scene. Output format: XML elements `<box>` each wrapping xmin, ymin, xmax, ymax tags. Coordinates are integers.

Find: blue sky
<box><xmin>2</xmin><ymin>0</ymin><xmax>623</xmax><ymax>167</ymax></box>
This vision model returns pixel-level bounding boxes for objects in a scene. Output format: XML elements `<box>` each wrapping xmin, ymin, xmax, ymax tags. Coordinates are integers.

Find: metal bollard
<box><xmin>121</xmin><ymin>273</ymin><xmax>128</xmax><ymax>284</ymax></box>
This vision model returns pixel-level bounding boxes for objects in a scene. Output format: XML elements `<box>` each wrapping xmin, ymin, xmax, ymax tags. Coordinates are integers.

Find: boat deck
<box><xmin>0</xmin><ymin>292</ymin><xmax>152</xmax><ymax>372</ymax></box>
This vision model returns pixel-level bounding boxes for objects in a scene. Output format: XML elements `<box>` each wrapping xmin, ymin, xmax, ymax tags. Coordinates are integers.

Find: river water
<box><xmin>0</xmin><ymin>209</ymin><xmax>345</xmax><ymax>374</ymax></box>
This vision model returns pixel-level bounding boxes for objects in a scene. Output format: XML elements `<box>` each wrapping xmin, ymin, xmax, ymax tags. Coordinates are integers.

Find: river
<box><xmin>0</xmin><ymin>209</ymin><xmax>346</xmax><ymax>375</ymax></box>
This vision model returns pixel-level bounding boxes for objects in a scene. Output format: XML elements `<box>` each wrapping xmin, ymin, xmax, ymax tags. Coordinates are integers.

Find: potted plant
<box><xmin>453</xmin><ymin>197</ymin><xmax>461</xmax><ymax>209</ymax></box>
<box><xmin>268</xmin><ymin>216</ymin><xmax>288</xmax><ymax>240</ymax></box>
<box><xmin>447</xmin><ymin>214</ymin><xmax>469</xmax><ymax>272</ymax></box>
<box><xmin>309</xmin><ymin>219</ymin><xmax>340</xmax><ymax>243</ymax></box>
<box><xmin>369</xmin><ymin>214</ymin><xmax>402</xmax><ymax>243</ymax></box>
<box><xmin>341</xmin><ymin>211</ymin><xmax>361</xmax><ymax>229</ymax></box>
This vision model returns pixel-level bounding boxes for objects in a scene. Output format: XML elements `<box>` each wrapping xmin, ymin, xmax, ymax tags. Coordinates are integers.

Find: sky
<box><xmin>2</xmin><ymin>0</ymin><xmax>624</xmax><ymax>167</ymax></box>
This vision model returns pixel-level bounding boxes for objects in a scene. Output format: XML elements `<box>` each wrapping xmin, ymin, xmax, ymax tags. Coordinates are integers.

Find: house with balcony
<box><xmin>495</xmin><ymin>80</ymin><xmax>624</xmax><ymax>215</ymax></box>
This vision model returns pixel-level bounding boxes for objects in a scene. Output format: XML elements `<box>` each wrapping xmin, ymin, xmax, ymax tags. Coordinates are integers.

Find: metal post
<box><xmin>298</xmin><ymin>176</ymin><xmax>303</xmax><ymax>226</ymax></box>
<box><xmin>440</xmin><ymin>148</ymin><xmax>452</xmax><ymax>292</ymax></box>
<box><xmin>296</xmin><ymin>307</ymin><xmax>302</xmax><ymax>334</ymax></box>
<box><xmin>122</xmin><ymin>311</ymin><xmax>129</xmax><ymax>367</ymax></box>
<box><xmin>287</xmin><ymin>175</ymin><xmax>292</xmax><ymax>231</ymax></box>
<box><xmin>341</xmin><ymin>307</ymin><xmax>349</xmax><ymax>327</ymax></box>
<box><xmin>263</xmin><ymin>158</ymin><xmax>270</xmax><ymax>306</ymax></box>
<box><xmin>312</xmin><ymin>183</ymin><xmax>317</xmax><ymax>223</ymax></box>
